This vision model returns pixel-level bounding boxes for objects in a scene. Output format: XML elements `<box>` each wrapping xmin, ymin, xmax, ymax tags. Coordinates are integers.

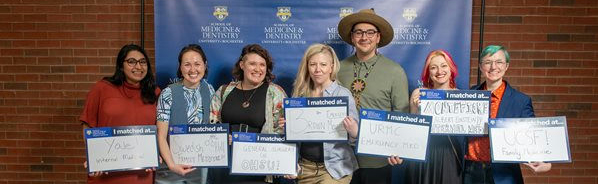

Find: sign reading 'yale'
<box><xmin>85</xmin><ymin>126</ymin><xmax>159</xmax><ymax>173</ymax></box>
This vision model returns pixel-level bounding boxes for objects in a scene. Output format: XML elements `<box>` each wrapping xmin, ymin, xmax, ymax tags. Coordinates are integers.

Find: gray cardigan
<box><xmin>319</xmin><ymin>81</ymin><xmax>359</xmax><ymax>179</ymax></box>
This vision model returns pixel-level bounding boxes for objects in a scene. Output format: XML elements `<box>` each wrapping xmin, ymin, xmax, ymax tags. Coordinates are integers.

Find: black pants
<box><xmin>208</xmin><ymin>168</ymin><xmax>267</xmax><ymax>184</ymax></box>
<box><xmin>349</xmin><ymin>165</ymin><xmax>392</xmax><ymax>184</ymax></box>
<box><xmin>463</xmin><ymin>160</ymin><xmax>494</xmax><ymax>184</ymax></box>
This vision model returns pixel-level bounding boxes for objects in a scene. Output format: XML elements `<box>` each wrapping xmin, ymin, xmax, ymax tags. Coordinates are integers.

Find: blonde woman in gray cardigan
<box><xmin>280</xmin><ymin>43</ymin><xmax>359</xmax><ymax>184</ymax></box>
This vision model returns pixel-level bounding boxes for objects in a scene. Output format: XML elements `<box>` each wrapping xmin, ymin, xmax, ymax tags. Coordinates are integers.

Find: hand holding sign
<box><xmin>278</xmin><ymin>117</ymin><xmax>286</xmax><ymax>132</ymax></box>
<box><xmin>523</xmin><ymin>162</ymin><xmax>552</xmax><ymax>173</ymax></box>
<box><xmin>83</xmin><ymin>161</ymin><xmax>106</xmax><ymax>177</ymax></box>
<box><xmin>410</xmin><ymin>88</ymin><xmax>422</xmax><ymax>113</ymax></box>
<box><xmin>342</xmin><ymin>116</ymin><xmax>358</xmax><ymax>139</ymax></box>
<box><xmin>168</xmin><ymin>164</ymin><xmax>196</xmax><ymax>176</ymax></box>
<box><xmin>387</xmin><ymin>156</ymin><xmax>404</xmax><ymax>166</ymax></box>
<box><xmin>283</xmin><ymin>164</ymin><xmax>302</xmax><ymax>180</ymax></box>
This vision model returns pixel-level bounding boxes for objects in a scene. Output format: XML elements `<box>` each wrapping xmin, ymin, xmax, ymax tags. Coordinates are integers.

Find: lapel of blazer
<box><xmin>496</xmin><ymin>81</ymin><xmax>513</xmax><ymax>118</ymax></box>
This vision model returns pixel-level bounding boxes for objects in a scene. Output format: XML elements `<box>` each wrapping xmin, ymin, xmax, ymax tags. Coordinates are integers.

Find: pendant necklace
<box><xmin>351</xmin><ymin>56</ymin><xmax>378</xmax><ymax>108</ymax></box>
<box><xmin>241</xmin><ymin>82</ymin><xmax>260</xmax><ymax>108</ymax></box>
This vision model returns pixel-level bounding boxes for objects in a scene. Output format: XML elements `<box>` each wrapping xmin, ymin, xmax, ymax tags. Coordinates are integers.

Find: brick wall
<box><xmin>0</xmin><ymin>0</ymin><xmax>154</xmax><ymax>183</ymax></box>
<box><xmin>471</xmin><ymin>0</ymin><xmax>598</xmax><ymax>183</ymax></box>
<box><xmin>0</xmin><ymin>0</ymin><xmax>596</xmax><ymax>183</ymax></box>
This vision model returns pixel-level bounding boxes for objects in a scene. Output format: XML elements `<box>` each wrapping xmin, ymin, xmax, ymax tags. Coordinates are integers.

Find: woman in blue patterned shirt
<box><xmin>155</xmin><ymin>44</ymin><xmax>215</xmax><ymax>184</ymax></box>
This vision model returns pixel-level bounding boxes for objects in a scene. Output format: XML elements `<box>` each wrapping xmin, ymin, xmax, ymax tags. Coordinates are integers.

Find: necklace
<box><xmin>240</xmin><ymin>82</ymin><xmax>260</xmax><ymax>108</ymax></box>
<box><xmin>351</xmin><ymin>56</ymin><xmax>378</xmax><ymax>108</ymax></box>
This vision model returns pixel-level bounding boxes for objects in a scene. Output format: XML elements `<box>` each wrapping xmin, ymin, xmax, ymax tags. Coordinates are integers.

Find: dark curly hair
<box><xmin>232</xmin><ymin>44</ymin><xmax>275</xmax><ymax>82</ymax></box>
<box><xmin>103</xmin><ymin>44</ymin><xmax>158</xmax><ymax>104</ymax></box>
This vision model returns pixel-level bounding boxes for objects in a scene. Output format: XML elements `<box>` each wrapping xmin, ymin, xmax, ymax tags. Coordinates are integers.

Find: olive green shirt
<box><xmin>338</xmin><ymin>54</ymin><xmax>409</xmax><ymax>168</ymax></box>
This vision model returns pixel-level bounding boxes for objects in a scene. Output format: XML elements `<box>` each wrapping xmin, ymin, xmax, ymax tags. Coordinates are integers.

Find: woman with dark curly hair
<box><xmin>208</xmin><ymin>44</ymin><xmax>287</xmax><ymax>184</ymax></box>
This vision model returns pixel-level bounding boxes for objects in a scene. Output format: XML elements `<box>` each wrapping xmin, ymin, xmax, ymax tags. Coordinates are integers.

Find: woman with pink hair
<box><xmin>389</xmin><ymin>50</ymin><xmax>462</xmax><ymax>184</ymax></box>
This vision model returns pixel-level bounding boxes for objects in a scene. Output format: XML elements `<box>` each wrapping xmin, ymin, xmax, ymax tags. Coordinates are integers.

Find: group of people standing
<box><xmin>80</xmin><ymin>8</ymin><xmax>551</xmax><ymax>184</ymax></box>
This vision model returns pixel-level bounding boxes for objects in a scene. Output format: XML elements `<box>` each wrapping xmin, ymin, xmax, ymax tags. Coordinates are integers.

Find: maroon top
<box><xmin>80</xmin><ymin>80</ymin><xmax>159</xmax><ymax>184</ymax></box>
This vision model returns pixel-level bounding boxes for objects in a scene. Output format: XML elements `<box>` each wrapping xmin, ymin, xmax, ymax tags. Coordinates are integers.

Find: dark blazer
<box><xmin>465</xmin><ymin>81</ymin><xmax>535</xmax><ymax>184</ymax></box>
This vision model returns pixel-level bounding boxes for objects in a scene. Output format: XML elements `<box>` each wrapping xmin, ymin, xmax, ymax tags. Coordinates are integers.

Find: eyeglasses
<box><xmin>124</xmin><ymin>58</ymin><xmax>148</xmax><ymax>67</ymax></box>
<box><xmin>480</xmin><ymin>59</ymin><xmax>507</xmax><ymax>68</ymax></box>
<box><xmin>351</xmin><ymin>29</ymin><xmax>379</xmax><ymax>38</ymax></box>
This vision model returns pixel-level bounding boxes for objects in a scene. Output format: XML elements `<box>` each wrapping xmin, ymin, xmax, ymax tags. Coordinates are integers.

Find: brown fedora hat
<box><xmin>338</xmin><ymin>8</ymin><xmax>394</xmax><ymax>47</ymax></box>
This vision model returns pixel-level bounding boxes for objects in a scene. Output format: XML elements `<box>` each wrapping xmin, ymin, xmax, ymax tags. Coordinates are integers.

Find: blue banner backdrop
<box><xmin>155</xmin><ymin>1</ymin><xmax>472</xmax><ymax>182</ymax></box>
<box><xmin>154</xmin><ymin>0</ymin><xmax>472</xmax><ymax>94</ymax></box>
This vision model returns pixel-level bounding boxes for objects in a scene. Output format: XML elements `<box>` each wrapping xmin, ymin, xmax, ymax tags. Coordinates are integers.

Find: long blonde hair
<box><xmin>292</xmin><ymin>43</ymin><xmax>340</xmax><ymax>97</ymax></box>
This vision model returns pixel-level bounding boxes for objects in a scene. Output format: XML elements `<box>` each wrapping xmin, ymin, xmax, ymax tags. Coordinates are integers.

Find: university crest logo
<box><xmin>86</xmin><ymin>130</ymin><xmax>92</xmax><ymax>135</ymax></box>
<box><xmin>213</xmin><ymin>6</ymin><xmax>228</xmax><ymax>21</ymax></box>
<box><xmin>339</xmin><ymin>7</ymin><xmax>353</xmax><ymax>18</ymax></box>
<box><xmin>276</xmin><ymin>7</ymin><xmax>292</xmax><ymax>22</ymax></box>
<box><xmin>402</xmin><ymin>8</ymin><xmax>417</xmax><ymax>22</ymax></box>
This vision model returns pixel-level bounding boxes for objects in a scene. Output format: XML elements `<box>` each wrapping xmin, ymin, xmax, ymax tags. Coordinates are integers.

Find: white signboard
<box><xmin>85</xmin><ymin>126</ymin><xmax>159</xmax><ymax>173</ymax></box>
<box><xmin>489</xmin><ymin>116</ymin><xmax>571</xmax><ymax>163</ymax></box>
<box><xmin>284</xmin><ymin>97</ymin><xmax>348</xmax><ymax>141</ymax></box>
<box><xmin>356</xmin><ymin>109</ymin><xmax>431</xmax><ymax>161</ymax></box>
<box><xmin>168</xmin><ymin>124</ymin><xmax>229</xmax><ymax>167</ymax></box>
<box><xmin>230</xmin><ymin>132</ymin><xmax>297</xmax><ymax>175</ymax></box>
<box><xmin>420</xmin><ymin>89</ymin><xmax>491</xmax><ymax>135</ymax></box>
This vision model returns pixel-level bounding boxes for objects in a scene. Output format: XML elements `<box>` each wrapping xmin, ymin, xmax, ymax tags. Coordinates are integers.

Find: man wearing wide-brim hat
<box><xmin>336</xmin><ymin>8</ymin><xmax>409</xmax><ymax>184</ymax></box>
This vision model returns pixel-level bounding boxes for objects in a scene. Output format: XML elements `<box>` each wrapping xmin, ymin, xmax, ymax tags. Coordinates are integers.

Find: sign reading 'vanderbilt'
<box><xmin>419</xmin><ymin>89</ymin><xmax>491</xmax><ymax>135</ymax></box>
<box><xmin>356</xmin><ymin>109</ymin><xmax>431</xmax><ymax>161</ymax></box>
